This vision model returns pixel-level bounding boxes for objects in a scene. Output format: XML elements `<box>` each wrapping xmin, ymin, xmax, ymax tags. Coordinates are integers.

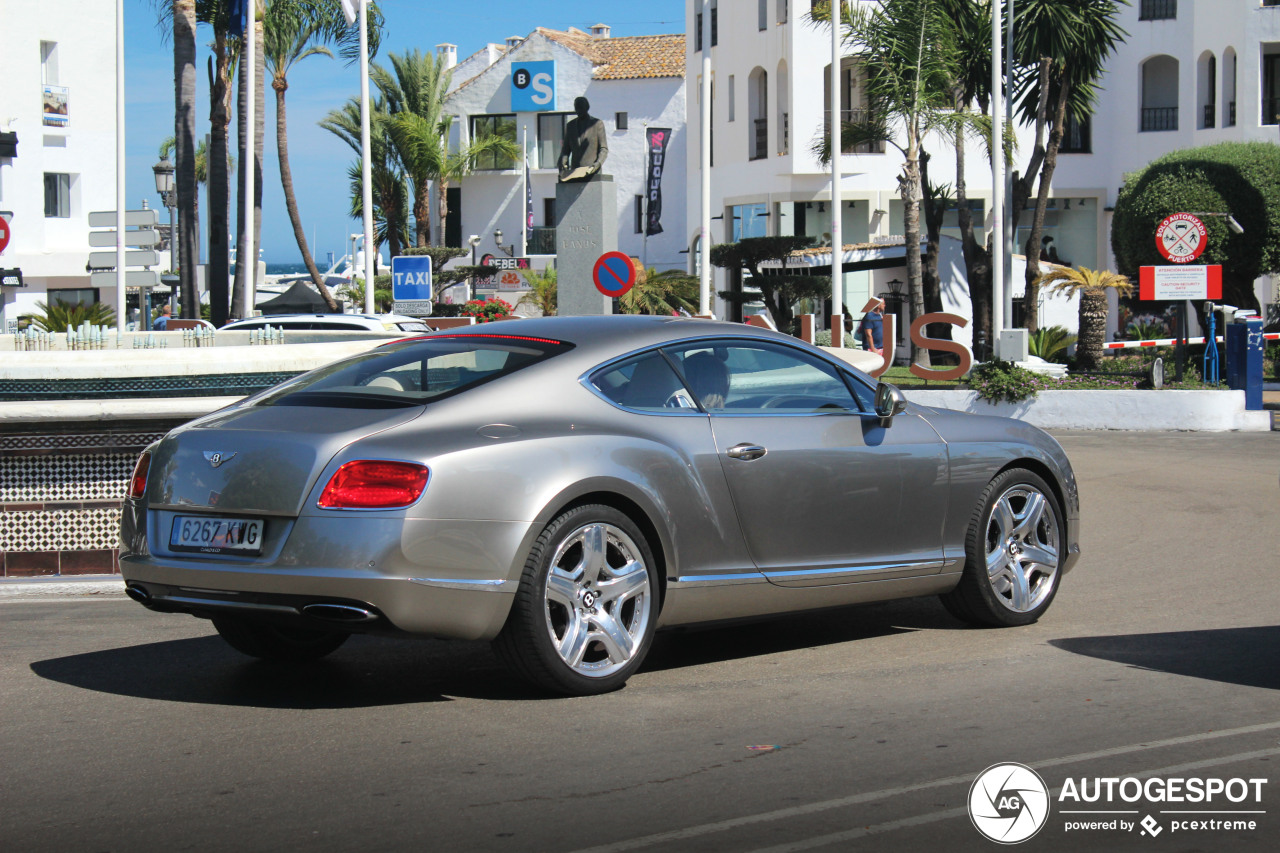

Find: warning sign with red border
<box><xmin>1155</xmin><ymin>213</ymin><xmax>1207</xmax><ymax>264</ymax></box>
<box><xmin>1139</xmin><ymin>265</ymin><xmax>1222</xmax><ymax>301</ymax></box>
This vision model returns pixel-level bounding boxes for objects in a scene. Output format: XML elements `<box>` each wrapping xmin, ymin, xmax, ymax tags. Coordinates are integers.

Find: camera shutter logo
<box><xmin>969</xmin><ymin>763</ymin><xmax>1051</xmax><ymax>844</ymax></box>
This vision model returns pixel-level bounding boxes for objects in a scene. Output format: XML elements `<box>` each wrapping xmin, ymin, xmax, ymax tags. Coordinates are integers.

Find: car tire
<box><xmin>940</xmin><ymin>468</ymin><xmax>1064</xmax><ymax>628</ymax></box>
<box><xmin>212</xmin><ymin>616</ymin><xmax>348</xmax><ymax>663</ymax></box>
<box><xmin>493</xmin><ymin>504</ymin><xmax>659</xmax><ymax>696</ymax></box>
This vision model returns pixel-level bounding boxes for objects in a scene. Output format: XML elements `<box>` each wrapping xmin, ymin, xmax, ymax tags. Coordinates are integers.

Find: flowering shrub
<box><xmin>460</xmin><ymin>297</ymin><xmax>513</xmax><ymax>323</ymax></box>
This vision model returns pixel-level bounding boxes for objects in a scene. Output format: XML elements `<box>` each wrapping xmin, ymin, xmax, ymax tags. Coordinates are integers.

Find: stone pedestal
<box><xmin>556</xmin><ymin>176</ymin><xmax>616</xmax><ymax>316</ymax></box>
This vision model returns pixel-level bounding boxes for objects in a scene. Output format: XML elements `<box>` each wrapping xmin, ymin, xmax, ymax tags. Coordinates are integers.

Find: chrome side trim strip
<box><xmin>763</xmin><ymin>560</ymin><xmax>947</xmax><ymax>583</ymax></box>
<box><xmin>669</xmin><ymin>572</ymin><xmax>766</xmax><ymax>587</ymax></box>
<box><xmin>408</xmin><ymin>577</ymin><xmax>514</xmax><ymax>592</ymax></box>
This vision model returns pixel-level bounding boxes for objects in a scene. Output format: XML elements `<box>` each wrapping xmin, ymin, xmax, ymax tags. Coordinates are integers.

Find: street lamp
<box><xmin>152</xmin><ymin>153</ymin><xmax>179</xmax><ymax>317</ymax></box>
<box><xmin>493</xmin><ymin>228</ymin><xmax>515</xmax><ymax>257</ymax></box>
<box><xmin>1187</xmin><ymin>211</ymin><xmax>1244</xmax><ymax>234</ymax></box>
<box><xmin>468</xmin><ymin>234</ymin><xmax>482</xmax><ymax>302</ymax></box>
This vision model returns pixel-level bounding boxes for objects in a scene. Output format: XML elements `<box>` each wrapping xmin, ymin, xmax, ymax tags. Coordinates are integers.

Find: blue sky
<box><xmin>124</xmin><ymin>0</ymin><xmax>685</xmax><ymax>264</ymax></box>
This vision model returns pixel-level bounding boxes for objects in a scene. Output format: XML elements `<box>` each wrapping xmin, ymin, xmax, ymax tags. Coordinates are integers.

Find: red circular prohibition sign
<box><xmin>593</xmin><ymin>251</ymin><xmax>636</xmax><ymax>297</ymax></box>
<box><xmin>1155</xmin><ymin>213</ymin><xmax>1207</xmax><ymax>264</ymax></box>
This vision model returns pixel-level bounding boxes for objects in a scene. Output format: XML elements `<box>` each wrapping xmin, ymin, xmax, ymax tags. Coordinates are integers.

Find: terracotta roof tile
<box><xmin>537</xmin><ymin>28</ymin><xmax>685</xmax><ymax>80</ymax></box>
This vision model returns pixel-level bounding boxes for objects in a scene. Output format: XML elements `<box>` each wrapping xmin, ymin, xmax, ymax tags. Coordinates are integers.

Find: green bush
<box><xmin>813</xmin><ymin>330</ymin><xmax>858</xmax><ymax>347</ymax></box>
<box><xmin>966</xmin><ymin>360</ymin><xmax>1047</xmax><ymax>403</ymax></box>
<box><xmin>1028</xmin><ymin>325</ymin><xmax>1077</xmax><ymax>363</ymax></box>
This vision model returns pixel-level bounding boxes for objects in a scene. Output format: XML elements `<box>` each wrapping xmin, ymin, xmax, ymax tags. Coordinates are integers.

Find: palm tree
<box><xmin>161</xmin><ymin>135</ymin><xmax>215</xmax><ymax>280</ymax></box>
<box><xmin>320</xmin><ymin>95</ymin><xmax>410</xmax><ymax>260</ymax></box>
<box><xmin>516</xmin><ymin>266</ymin><xmax>557</xmax><ymax>316</ymax></box>
<box><xmin>231</xmin><ymin>4</ymin><xmax>265</xmax><ymax>319</ymax></box>
<box><xmin>23</xmin><ymin>299</ymin><xmax>117</xmax><ymax>332</ymax></box>
<box><xmin>620</xmin><ymin>268</ymin><xmax>698</xmax><ymax>315</ymax></box>
<box><xmin>263</xmin><ymin>0</ymin><xmax>342</xmax><ymax>310</ymax></box>
<box><xmin>814</xmin><ymin>0</ymin><xmax>961</xmax><ymax>367</ymax></box>
<box><xmin>173</xmin><ymin>0</ymin><xmax>199</xmax><ymax>318</ymax></box>
<box><xmin>197</xmin><ymin>0</ymin><xmax>237</xmax><ymax>327</ymax></box>
<box><xmin>1011</xmin><ymin>0</ymin><xmax>1127</xmax><ymax>332</ymax></box>
<box><xmin>373</xmin><ymin>49</ymin><xmax>519</xmax><ymax>247</ymax></box>
<box><xmin>1033</xmin><ymin>266</ymin><xmax>1132</xmax><ymax>371</ymax></box>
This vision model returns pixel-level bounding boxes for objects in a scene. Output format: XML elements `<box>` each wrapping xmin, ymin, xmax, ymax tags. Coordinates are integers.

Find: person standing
<box><xmin>858</xmin><ymin>299</ymin><xmax>885</xmax><ymax>355</ymax></box>
<box><xmin>154</xmin><ymin>304</ymin><xmax>172</xmax><ymax>331</ymax></box>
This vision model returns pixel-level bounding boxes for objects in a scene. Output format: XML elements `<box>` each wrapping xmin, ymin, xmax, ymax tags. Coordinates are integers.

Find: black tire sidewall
<box><xmin>964</xmin><ymin>468</ymin><xmax>1064</xmax><ymax>627</ymax></box>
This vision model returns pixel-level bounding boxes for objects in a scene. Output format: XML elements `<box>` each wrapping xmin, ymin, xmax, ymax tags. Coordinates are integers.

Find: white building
<box><xmin>441</xmin><ymin>25</ymin><xmax>687</xmax><ymax>300</ymax></box>
<box><xmin>685</xmin><ymin>0</ymin><xmax>1279</xmax><ymax>342</ymax></box>
<box><xmin>0</xmin><ymin>0</ymin><xmax>120</xmax><ymax>330</ymax></box>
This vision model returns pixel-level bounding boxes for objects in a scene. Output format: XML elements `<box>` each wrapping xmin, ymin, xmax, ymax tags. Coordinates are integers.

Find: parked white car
<box><xmin>220</xmin><ymin>313</ymin><xmax>430</xmax><ymax>333</ymax></box>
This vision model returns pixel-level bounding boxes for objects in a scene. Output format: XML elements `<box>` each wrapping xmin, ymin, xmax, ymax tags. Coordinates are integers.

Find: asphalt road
<box><xmin>2</xmin><ymin>430</ymin><xmax>1277</xmax><ymax>853</ymax></box>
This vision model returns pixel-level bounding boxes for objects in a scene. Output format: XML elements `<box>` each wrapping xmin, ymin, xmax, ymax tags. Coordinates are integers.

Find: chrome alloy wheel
<box><xmin>542</xmin><ymin>522</ymin><xmax>653</xmax><ymax>678</ymax></box>
<box><xmin>984</xmin><ymin>484</ymin><xmax>1060</xmax><ymax>613</ymax></box>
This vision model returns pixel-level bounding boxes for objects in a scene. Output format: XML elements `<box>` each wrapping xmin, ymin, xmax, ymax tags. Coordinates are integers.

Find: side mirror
<box><xmin>874</xmin><ymin>382</ymin><xmax>907</xmax><ymax>426</ymax></box>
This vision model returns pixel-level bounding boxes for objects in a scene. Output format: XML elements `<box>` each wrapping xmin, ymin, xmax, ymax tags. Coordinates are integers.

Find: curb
<box><xmin>0</xmin><ymin>576</ymin><xmax>126</xmax><ymax>599</ymax></box>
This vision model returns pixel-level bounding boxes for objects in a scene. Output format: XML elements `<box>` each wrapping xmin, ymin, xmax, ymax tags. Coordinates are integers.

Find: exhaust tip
<box><xmin>125</xmin><ymin>584</ymin><xmax>151</xmax><ymax>605</ymax></box>
<box><xmin>302</xmin><ymin>603</ymin><xmax>378</xmax><ymax>624</ymax></box>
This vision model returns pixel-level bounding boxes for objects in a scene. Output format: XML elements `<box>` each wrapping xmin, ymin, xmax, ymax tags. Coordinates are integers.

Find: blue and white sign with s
<box><xmin>511</xmin><ymin>61</ymin><xmax>556</xmax><ymax>112</ymax></box>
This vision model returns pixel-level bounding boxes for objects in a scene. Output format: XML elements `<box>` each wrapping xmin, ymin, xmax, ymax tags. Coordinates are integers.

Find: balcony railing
<box><xmin>781</xmin><ymin>111</ymin><xmax>790</xmax><ymax>155</ymax></box>
<box><xmin>1204</xmin><ymin>103</ymin><xmax>1216</xmax><ymax>128</ymax></box>
<box><xmin>751</xmin><ymin>118</ymin><xmax>768</xmax><ymax>161</ymax></box>
<box><xmin>1139</xmin><ymin>0</ymin><xmax>1176</xmax><ymax>21</ymax></box>
<box><xmin>528</xmin><ymin>226</ymin><xmax>556</xmax><ymax>255</ymax></box>
<box><xmin>1141</xmin><ymin>107</ymin><xmax>1178</xmax><ymax>131</ymax></box>
<box><xmin>1227</xmin><ymin>100</ymin><xmax>1237</xmax><ymax>127</ymax></box>
<box><xmin>824</xmin><ymin>108</ymin><xmax>887</xmax><ymax>154</ymax></box>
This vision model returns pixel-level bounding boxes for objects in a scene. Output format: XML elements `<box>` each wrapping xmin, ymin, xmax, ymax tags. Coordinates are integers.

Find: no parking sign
<box><xmin>593</xmin><ymin>252</ymin><xmax>636</xmax><ymax>298</ymax></box>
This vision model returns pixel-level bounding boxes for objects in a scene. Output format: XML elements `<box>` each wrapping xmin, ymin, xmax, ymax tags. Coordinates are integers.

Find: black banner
<box><xmin>645</xmin><ymin>128</ymin><xmax>671</xmax><ymax>236</ymax></box>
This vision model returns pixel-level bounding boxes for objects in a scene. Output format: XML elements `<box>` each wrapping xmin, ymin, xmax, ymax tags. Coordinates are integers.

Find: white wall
<box><xmin>444</xmin><ymin>31</ymin><xmax>687</xmax><ymax>297</ymax></box>
<box><xmin>0</xmin><ymin>0</ymin><xmax>119</xmax><ymax>327</ymax></box>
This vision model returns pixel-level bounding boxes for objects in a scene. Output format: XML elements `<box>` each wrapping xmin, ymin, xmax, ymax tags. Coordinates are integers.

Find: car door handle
<box><xmin>726</xmin><ymin>443</ymin><xmax>767</xmax><ymax>461</ymax></box>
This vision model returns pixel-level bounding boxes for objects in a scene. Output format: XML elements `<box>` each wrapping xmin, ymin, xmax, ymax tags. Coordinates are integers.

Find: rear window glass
<box><xmin>254</xmin><ymin>334</ymin><xmax>572</xmax><ymax>409</ymax></box>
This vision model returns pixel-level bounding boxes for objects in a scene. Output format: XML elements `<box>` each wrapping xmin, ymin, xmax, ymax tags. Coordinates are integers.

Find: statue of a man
<box><xmin>558</xmin><ymin>96</ymin><xmax>608</xmax><ymax>182</ymax></box>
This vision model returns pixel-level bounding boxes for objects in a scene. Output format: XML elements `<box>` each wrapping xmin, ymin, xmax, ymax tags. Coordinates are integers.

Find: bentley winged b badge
<box><xmin>203</xmin><ymin>451</ymin><xmax>237</xmax><ymax>469</ymax></box>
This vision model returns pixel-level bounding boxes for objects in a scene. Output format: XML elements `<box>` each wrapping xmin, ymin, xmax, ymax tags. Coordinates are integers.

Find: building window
<box><xmin>543</xmin><ymin>198</ymin><xmax>556</xmax><ymax>226</ymax></box>
<box><xmin>470</xmin><ymin>114</ymin><xmax>517</xmax><ymax>170</ymax></box>
<box><xmin>748</xmin><ymin>67</ymin><xmax>768</xmax><ymax>161</ymax></box>
<box><xmin>732</xmin><ymin>203</ymin><xmax>769</xmax><ymax>241</ymax></box>
<box><xmin>615</xmin><ymin>111</ymin><xmax>628</xmax><ymax>131</ymax></box>
<box><xmin>1139</xmin><ymin>0</ymin><xmax>1176</xmax><ymax>21</ymax></box>
<box><xmin>536</xmin><ymin>112</ymin><xmax>569</xmax><ymax>169</ymax></box>
<box><xmin>40</xmin><ymin>41</ymin><xmax>59</xmax><ymax>84</ymax></box>
<box><xmin>1223</xmin><ymin>48</ymin><xmax>1238</xmax><ymax>127</ymax></box>
<box><xmin>635</xmin><ymin>196</ymin><xmax>645</xmax><ymax>234</ymax></box>
<box><xmin>1199</xmin><ymin>53</ymin><xmax>1217</xmax><ymax>129</ymax></box>
<box><xmin>728</xmin><ymin>75</ymin><xmax>735</xmax><ymax>122</ymax></box>
<box><xmin>47</xmin><ymin>287</ymin><xmax>96</xmax><ymax>307</ymax></box>
<box><xmin>759</xmin><ymin>0</ymin><xmax>768</xmax><ymax>30</ymax></box>
<box><xmin>778</xmin><ymin>0</ymin><xmax>788</xmax><ymax>25</ymax></box>
<box><xmin>1060</xmin><ymin>112</ymin><xmax>1092</xmax><ymax>153</ymax></box>
<box><xmin>1140</xmin><ymin>55</ymin><xmax>1179</xmax><ymax>131</ymax></box>
<box><xmin>44</xmin><ymin>172</ymin><xmax>70</xmax><ymax>218</ymax></box>
<box><xmin>694</xmin><ymin>2</ymin><xmax>718</xmax><ymax>50</ymax></box>
<box><xmin>1264</xmin><ymin>53</ymin><xmax>1280</xmax><ymax>125</ymax></box>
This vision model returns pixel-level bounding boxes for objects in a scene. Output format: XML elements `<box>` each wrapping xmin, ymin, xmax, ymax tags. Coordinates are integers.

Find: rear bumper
<box><xmin>120</xmin><ymin>561</ymin><xmax>516</xmax><ymax>641</ymax></box>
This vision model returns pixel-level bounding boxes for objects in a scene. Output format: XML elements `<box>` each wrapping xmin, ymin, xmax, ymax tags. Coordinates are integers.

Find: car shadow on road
<box><xmin>644</xmin><ymin>596</ymin><xmax>963</xmax><ymax>672</ymax></box>
<box><xmin>1050</xmin><ymin>626</ymin><xmax>1280</xmax><ymax>691</ymax></box>
<box><xmin>29</xmin><ymin>634</ymin><xmax>547</xmax><ymax>708</ymax></box>
<box><xmin>30</xmin><ymin>597</ymin><xmax>965</xmax><ymax>706</ymax></box>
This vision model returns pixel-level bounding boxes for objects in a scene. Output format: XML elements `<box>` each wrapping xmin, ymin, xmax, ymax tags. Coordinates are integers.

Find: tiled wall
<box><xmin>0</xmin><ymin>426</ymin><xmax>173</xmax><ymax>577</ymax></box>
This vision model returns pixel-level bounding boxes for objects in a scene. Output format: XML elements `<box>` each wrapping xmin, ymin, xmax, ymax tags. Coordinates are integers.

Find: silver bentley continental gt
<box><xmin>120</xmin><ymin>315</ymin><xmax>1080</xmax><ymax>696</ymax></box>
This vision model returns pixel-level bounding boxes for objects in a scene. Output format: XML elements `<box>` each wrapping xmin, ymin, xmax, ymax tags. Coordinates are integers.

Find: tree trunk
<box><xmin>174</xmin><ymin>0</ymin><xmax>199</xmax><ymax>319</ymax></box>
<box><xmin>207</xmin><ymin>43</ymin><xmax>233</xmax><ymax>328</ymax></box>
<box><xmin>437</xmin><ymin>178</ymin><xmax>449</xmax><ymax>249</ymax></box>
<box><xmin>1022</xmin><ymin>84</ymin><xmax>1072</xmax><ymax>334</ymax></box>
<box><xmin>276</xmin><ymin>80</ymin><xmax>338</xmax><ymax>311</ymax></box>
<box><xmin>901</xmin><ymin>143</ymin><xmax>930</xmax><ymax>368</ymax></box>
<box><xmin>919</xmin><ymin>150</ymin><xmax>951</xmax><ymax>349</ymax></box>
<box><xmin>955</xmin><ymin>121</ymin><xmax>992</xmax><ymax>360</ymax></box>
<box><xmin>1076</xmin><ymin>287</ymin><xmax>1108</xmax><ymax>371</ymax></box>
<box><xmin>414</xmin><ymin>178</ymin><xmax>429</xmax><ymax>247</ymax></box>
<box><xmin>252</xmin><ymin>15</ymin><xmax>264</xmax><ymax>312</ymax></box>
<box><xmin>231</xmin><ymin>32</ymin><xmax>248</xmax><ymax>320</ymax></box>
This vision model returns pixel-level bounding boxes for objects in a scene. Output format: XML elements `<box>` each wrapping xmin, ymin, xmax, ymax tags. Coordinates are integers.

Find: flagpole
<box><xmin>359</xmin><ymin>0</ymin><xmax>375</xmax><ymax>314</ymax></box>
<box><xmin>115</xmin><ymin>0</ymin><xmax>125</xmax><ymax>340</ymax></box>
<box><xmin>521</xmin><ymin>127</ymin><xmax>529</xmax><ymax>258</ymax></box>
<box><xmin>698</xmin><ymin>0</ymin><xmax>712</xmax><ymax>316</ymax></box>
<box><xmin>829</xmin><ymin>0</ymin><xmax>844</xmax><ymax>348</ymax></box>
<box><xmin>991</xmin><ymin>0</ymin><xmax>1005</xmax><ymax>359</ymax></box>
<box><xmin>242</xmin><ymin>0</ymin><xmax>256</xmax><ymax>318</ymax></box>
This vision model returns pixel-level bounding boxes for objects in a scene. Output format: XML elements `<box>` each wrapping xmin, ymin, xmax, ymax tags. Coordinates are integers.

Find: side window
<box><xmin>664</xmin><ymin>341</ymin><xmax>861</xmax><ymax>413</ymax></box>
<box><xmin>591</xmin><ymin>352</ymin><xmax>690</xmax><ymax>412</ymax></box>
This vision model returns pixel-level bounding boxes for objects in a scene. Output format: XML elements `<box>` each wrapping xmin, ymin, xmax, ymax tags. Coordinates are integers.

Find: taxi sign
<box><xmin>391</xmin><ymin>255</ymin><xmax>433</xmax><ymax>301</ymax></box>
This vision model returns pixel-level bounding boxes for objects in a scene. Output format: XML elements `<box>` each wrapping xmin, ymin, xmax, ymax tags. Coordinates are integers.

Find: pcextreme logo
<box><xmin>969</xmin><ymin>763</ymin><xmax>1051</xmax><ymax>844</ymax></box>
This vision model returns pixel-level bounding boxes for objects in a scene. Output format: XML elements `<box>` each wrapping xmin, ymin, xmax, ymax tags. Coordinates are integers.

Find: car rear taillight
<box><xmin>128</xmin><ymin>452</ymin><xmax>151</xmax><ymax>500</ymax></box>
<box><xmin>317</xmin><ymin>460</ymin><xmax>429</xmax><ymax>509</ymax></box>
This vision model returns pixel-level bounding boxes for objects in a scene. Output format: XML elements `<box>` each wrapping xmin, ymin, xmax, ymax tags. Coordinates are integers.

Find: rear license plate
<box><xmin>170</xmin><ymin>515</ymin><xmax>265</xmax><ymax>555</ymax></box>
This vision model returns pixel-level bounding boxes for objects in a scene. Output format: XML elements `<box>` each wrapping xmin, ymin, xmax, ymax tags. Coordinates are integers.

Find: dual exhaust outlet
<box><xmin>126</xmin><ymin>584</ymin><xmax>378</xmax><ymax>624</ymax></box>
